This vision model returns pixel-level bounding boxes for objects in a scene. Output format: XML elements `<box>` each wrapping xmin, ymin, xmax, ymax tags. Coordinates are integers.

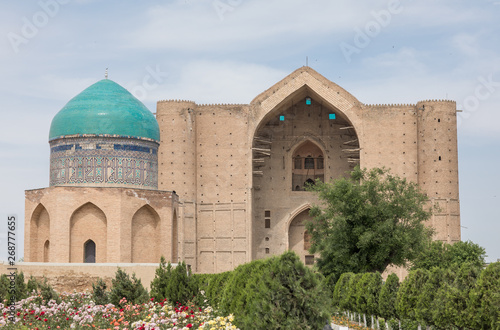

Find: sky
<box><xmin>0</xmin><ymin>0</ymin><xmax>499</xmax><ymax>263</ymax></box>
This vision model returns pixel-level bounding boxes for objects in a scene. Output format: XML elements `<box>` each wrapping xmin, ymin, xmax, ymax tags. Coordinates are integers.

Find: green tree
<box><xmin>35</xmin><ymin>277</ymin><xmax>60</xmax><ymax>304</ymax></box>
<box><xmin>26</xmin><ymin>276</ymin><xmax>38</xmax><ymax>295</ymax></box>
<box><xmin>333</xmin><ymin>272</ymin><xmax>353</xmax><ymax>311</ymax></box>
<box><xmin>150</xmin><ymin>256</ymin><xmax>172</xmax><ymax>302</ymax></box>
<box><xmin>396</xmin><ymin>268</ymin><xmax>429</xmax><ymax>324</ymax></box>
<box><xmin>219</xmin><ymin>259</ymin><xmax>266</xmax><ymax>316</ymax></box>
<box><xmin>238</xmin><ymin>251</ymin><xmax>331</xmax><ymax>330</ymax></box>
<box><xmin>411</xmin><ymin>240</ymin><xmax>486</xmax><ymax>270</ymax></box>
<box><xmin>415</xmin><ymin>267</ymin><xmax>443</xmax><ymax>328</ymax></box>
<box><xmin>306</xmin><ymin>166</ymin><xmax>433</xmax><ymax>279</ymax></box>
<box><xmin>346</xmin><ymin>273</ymin><xmax>363</xmax><ymax>315</ymax></box>
<box><xmin>378</xmin><ymin>273</ymin><xmax>400</xmax><ymax>323</ymax></box>
<box><xmin>467</xmin><ymin>262</ymin><xmax>500</xmax><ymax>329</ymax></box>
<box><xmin>0</xmin><ymin>274</ymin><xmax>10</xmax><ymax>303</ymax></box>
<box><xmin>92</xmin><ymin>278</ymin><xmax>109</xmax><ymax>306</ymax></box>
<box><xmin>431</xmin><ymin>263</ymin><xmax>481</xmax><ymax>329</ymax></box>
<box><xmin>109</xmin><ymin>268</ymin><xmax>149</xmax><ymax>306</ymax></box>
<box><xmin>164</xmin><ymin>261</ymin><xmax>197</xmax><ymax>305</ymax></box>
<box><xmin>356</xmin><ymin>272</ymin><xmax>382</xmax><ymax>327</ymax></box>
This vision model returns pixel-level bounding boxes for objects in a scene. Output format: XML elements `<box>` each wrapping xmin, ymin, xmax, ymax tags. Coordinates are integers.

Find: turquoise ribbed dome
<box><xmin>49</xmin><ymin>79</ymin><xmax>160</xmax><ymax>141</ymax></box>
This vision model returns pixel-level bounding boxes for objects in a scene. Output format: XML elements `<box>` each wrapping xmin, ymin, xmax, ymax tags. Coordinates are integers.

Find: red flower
<box><xmin>44</xmin><ymin>318</ymin><xmax>48</xmax><ymax>322</ymax></box>
<box><xmin>187</xmin><ymin>324</ymin><xmax>193</xmax><ymax>328</ymax></box>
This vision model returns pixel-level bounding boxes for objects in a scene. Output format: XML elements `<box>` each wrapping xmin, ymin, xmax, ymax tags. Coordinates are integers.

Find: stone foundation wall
<box><xmin>0</xmin><ymin>262</ymin><xmax>172</xmax><ymax>293</ymax></box>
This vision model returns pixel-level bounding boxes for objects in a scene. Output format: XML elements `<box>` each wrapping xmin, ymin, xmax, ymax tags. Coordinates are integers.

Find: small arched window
<box><xmin>84</xmin><ymin>240</ymin><xmax>96</xmax><ymax>263</ymax></box>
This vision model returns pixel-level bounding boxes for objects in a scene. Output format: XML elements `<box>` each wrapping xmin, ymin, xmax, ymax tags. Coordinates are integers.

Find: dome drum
<box><xmin>49</xmin><ymin>136</ymin><xmax>158</xmax><ymax>189</ymax></box>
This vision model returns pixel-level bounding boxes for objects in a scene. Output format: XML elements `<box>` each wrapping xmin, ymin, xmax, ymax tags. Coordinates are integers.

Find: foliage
<box><xmin>150</xmin><ymin>257</ymin><xmax>198</xmax><ymax>306</ymax></box>
<box><xmin>306</xmin><ymin>166</ymin><xmax>433</xmax><ymax>279</ymax></box>
<box><xmin>332</xmin><ymin>272</ymin><xmax>353</xmax><ymax>310</ymax></box>
<box><xmin>415</xmin><ymin>267</ymin><xmax>443</xmax><ymax>327</ymax></box>
<box><xmin>91</xmin><ymin>278</ymin><xmax>109</xmax><ymax>306</ymax></box>
<box><xmin>431</xmin><ymin>263</ymin><xmax>481</xmax><ymax>329</ymax></box>
<box><xmin>234</xmin><ymin>251</ymin><xmax>331</xmax><ymax>330</ymax></box>
<box><xmin>411</xmin><ymin>240</ymin><xmax>486</xmax><ymax>270</ymax></box>
<box><xmin>109</xmin><ymin>268</ymin><xmax>149</xmax><ymax>306</ymax></box>
<box><xmin>396</xmin><ymin>268</ymin><xmax>429</xmax><ymax>323</ymax></box>
<box><xmin>324</xmin><ymin>273</ymin><xmax>339</xmax><ymax>295</ymax></box>
<box><xmin>219</xmin><ymin>259</ymin><xmax>265</xmax><ymax>316</ymax></box>
<box><xmin>0</xmin><ymin>274</ymin><xmax>10</xmax><ymax>303</ymax></box>
<box><xmin>36</xmin><ymin>277</ymin><xmax>60</xmax><ymax>304</ymax></box>
<box><xmin>346</xmin><ymin>273</ymin><xmax>363</xmax><ymax>314</ymax></box>
<box><xmin>378</xmin><ymin>273</ymin><xmax>399</xmax><ymax>322</ymax></box>
<box><xmin>164</xmin><ymin>261</ymin><xmax>197</xmax><ymax>306</ymax></box>
<box><xmin>150</xmin><ymin>256</ymin><xmax>172</xmax><ymax>302</ymax></box>
<box><xmin>26</xmin><ymin>276</ymin><xmax>38</xmax><ymax>296</ymax></box>
<box><xmin>204</xmin><ymin>271</ymin><xmax>232</xmax><ymax>308</ymax></box>
<box><xmin>467</xmin><ymin>262</ymin><xmax>500</xmax><ymax>329</ymax></box>
<box><xmin>356</xmin><ymin>272</ymin><xmax>382</xmax><ymax>318</ymax></box>
<box><xmin>13</xmin><ymin>272</ymin><xmax>27</xmax><ymax>302</ymax></box>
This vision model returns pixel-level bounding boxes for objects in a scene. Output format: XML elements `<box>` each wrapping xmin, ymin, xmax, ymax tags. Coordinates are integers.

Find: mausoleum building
<box><xmin>24</xmin><ymin>67</ymin><xmax>460</xmax><ymax>273</ymax></box>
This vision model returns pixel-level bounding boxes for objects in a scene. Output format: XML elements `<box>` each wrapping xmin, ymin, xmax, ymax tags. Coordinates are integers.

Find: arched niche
<box><xmin>291</xmin><ymin>140</ymin><xmax>324</xmax><ymax>191</ymax></box>
<box><xmin>43</xmin><ymin>240</ymin><xmax>50</xmax><ymax>262</ymax></box>
<box><xmin>288</xmin><ymin>208</ymin><xmax>315</xmax><ymax>265</ymax></box>
<box><xmin>70</xmin><ymin>202</ymin><xmax>107</xmax><ymax>263</ymax></box>
<box><xmin>131</xmin><ymin>205</ymin><xmax>160</xmax><ymax>263</ymax></box>
<box><xmin>29</xmin><ymin>204</ymin><xmax>50</xmax><ymax>262</ymax></box>
<box><xmin>172</xmin><ymin>210</ymin><xmax>178</xmax><ymax>262</ymax></box>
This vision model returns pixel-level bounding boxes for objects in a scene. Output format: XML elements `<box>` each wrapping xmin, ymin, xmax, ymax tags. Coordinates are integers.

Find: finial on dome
<box><xmin>105</xmin><ymin>68</ymin><xmax>108</xmax><ymax>79</ymax></box>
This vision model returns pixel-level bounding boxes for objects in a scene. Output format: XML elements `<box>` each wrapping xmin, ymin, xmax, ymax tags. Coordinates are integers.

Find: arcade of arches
<box><xmin>25</xmin><ymin>187</ymin><xmax>179</xmax><ymax>264</ymax></box>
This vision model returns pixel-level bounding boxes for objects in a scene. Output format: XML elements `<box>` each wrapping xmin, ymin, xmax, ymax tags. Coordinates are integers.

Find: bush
<box><xmin>356</xmin><ymin>272</ymin><xmax>382</xmax><ymax>321</ymax></box>
<box><xmin>109</xmin><ymin>268</ymin><xmax>149</xmax><ymax>306</ymax></box>
<box><xmin>467</xmin><ymin>262</ymin><xmax>500</xmax><ymax>328</ymax></box>
<box><xmin>164</xmin><ymin>261</ymin><xmax>197</xmax><ymax>305</ymax></box>
<box><xmin>378</xmin><ymin>273</ymin><xmax>399</xmax><ymax>322</ymax></box>
<box><xmin>235</xmin><ymin>251</ymin><xmax>331</xmax><ymax>330</ymax></box>
<box><xmin>92</xmin><ymin>278</ymin><xmax>109</xmax><ymax>306</ymax></box>
<box><xmin>26</xmin><ymin>275</ymin><xmax>39</xmax><ymax>295</ymax></box>
<box><xmin>333</xmin><ymin>272</ymin><xmax>353</xmax><ymax>310</ymax></box>
<box><xmin>396</xmin><ymin>268</ymin><xmax>429</xmax><ymax>324</ymax></box>
<box><xmin>37</xmin><ymin>277</ymin><xmax>60</xmax><ymax>304</ymax></box>
<box><xmin>150</xmin><ymin>256</ymin><xmax>172</xmax><ymax>302</ymax></box>
<box><xmin>150</xmin><ymin>258</ymin><xmax>198</xmax><ymax>306</ymax></box>
<box><xmin>219</xmin><ymin>259</ymin><xmax>266</xmax><ymax>316</ymax></box>
<box><xmin>0</xmin><ymin>274</ymin><xmax>10</xmax><ymax>303</ymax></box>
<box><xmin>205</xmin><ymin>271</ymin><xmax>231</xmax><ymax>308</ymax></box>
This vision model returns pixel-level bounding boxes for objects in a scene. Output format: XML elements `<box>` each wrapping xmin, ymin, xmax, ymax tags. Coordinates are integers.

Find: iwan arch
<box><xmin>25</xmin><ymin>67</ymin><xmax>460</xmax><ymax>273</ymax></box>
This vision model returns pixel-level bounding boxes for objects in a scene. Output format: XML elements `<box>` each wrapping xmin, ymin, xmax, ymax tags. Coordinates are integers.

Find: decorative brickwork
<box><xmin>49</xmin><ymin>137</ymin><xmax>158</xmax><ymax>189</ymax></box>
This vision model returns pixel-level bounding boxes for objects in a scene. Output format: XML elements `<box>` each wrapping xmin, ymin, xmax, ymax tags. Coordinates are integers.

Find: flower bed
<box><xmin>0</xmin><ymin>292</ymin><xmax>238</xmax><ymax>329</ymax></box>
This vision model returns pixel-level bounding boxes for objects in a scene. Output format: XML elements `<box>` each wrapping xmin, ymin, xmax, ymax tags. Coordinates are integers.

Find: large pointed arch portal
<box><xmin>250</xmin><ymin>69</ymin><xmax>360</xmax><ymax>260</ymax></box>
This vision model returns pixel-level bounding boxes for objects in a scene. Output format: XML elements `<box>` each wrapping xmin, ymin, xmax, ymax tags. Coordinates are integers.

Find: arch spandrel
<box><xmin>250</xmin><ymin>67</ymin><xmax>363</xmax><ymax>137</ymax></box>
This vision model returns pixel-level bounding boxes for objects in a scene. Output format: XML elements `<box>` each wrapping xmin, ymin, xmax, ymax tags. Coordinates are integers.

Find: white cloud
<box><xmin>152</xmin><ymin>60</ymin><xmax>288</xmax><ymax>104</ymax></box>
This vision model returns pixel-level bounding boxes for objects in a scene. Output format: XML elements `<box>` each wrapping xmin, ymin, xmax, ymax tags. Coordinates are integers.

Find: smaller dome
<box><xmin>49</xmin><ymin>79</ymin><xmax>160</xmax><ymax>141</ymax></box>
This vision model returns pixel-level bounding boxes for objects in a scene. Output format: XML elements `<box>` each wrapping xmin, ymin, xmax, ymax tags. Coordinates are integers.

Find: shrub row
<box><xmin>0</xmin><ymin>272</ymin><xmax>60</xmax><ymax>304</ymax></box>
<box><xmin>194</xmin><ymin>251</ymin><xmax>331</xmax><ymax>329</ymax></box>
<box><xmin>332</xmin><ymin>262</ymin><xmax>500</xmax><ymax>329</ymax></box>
